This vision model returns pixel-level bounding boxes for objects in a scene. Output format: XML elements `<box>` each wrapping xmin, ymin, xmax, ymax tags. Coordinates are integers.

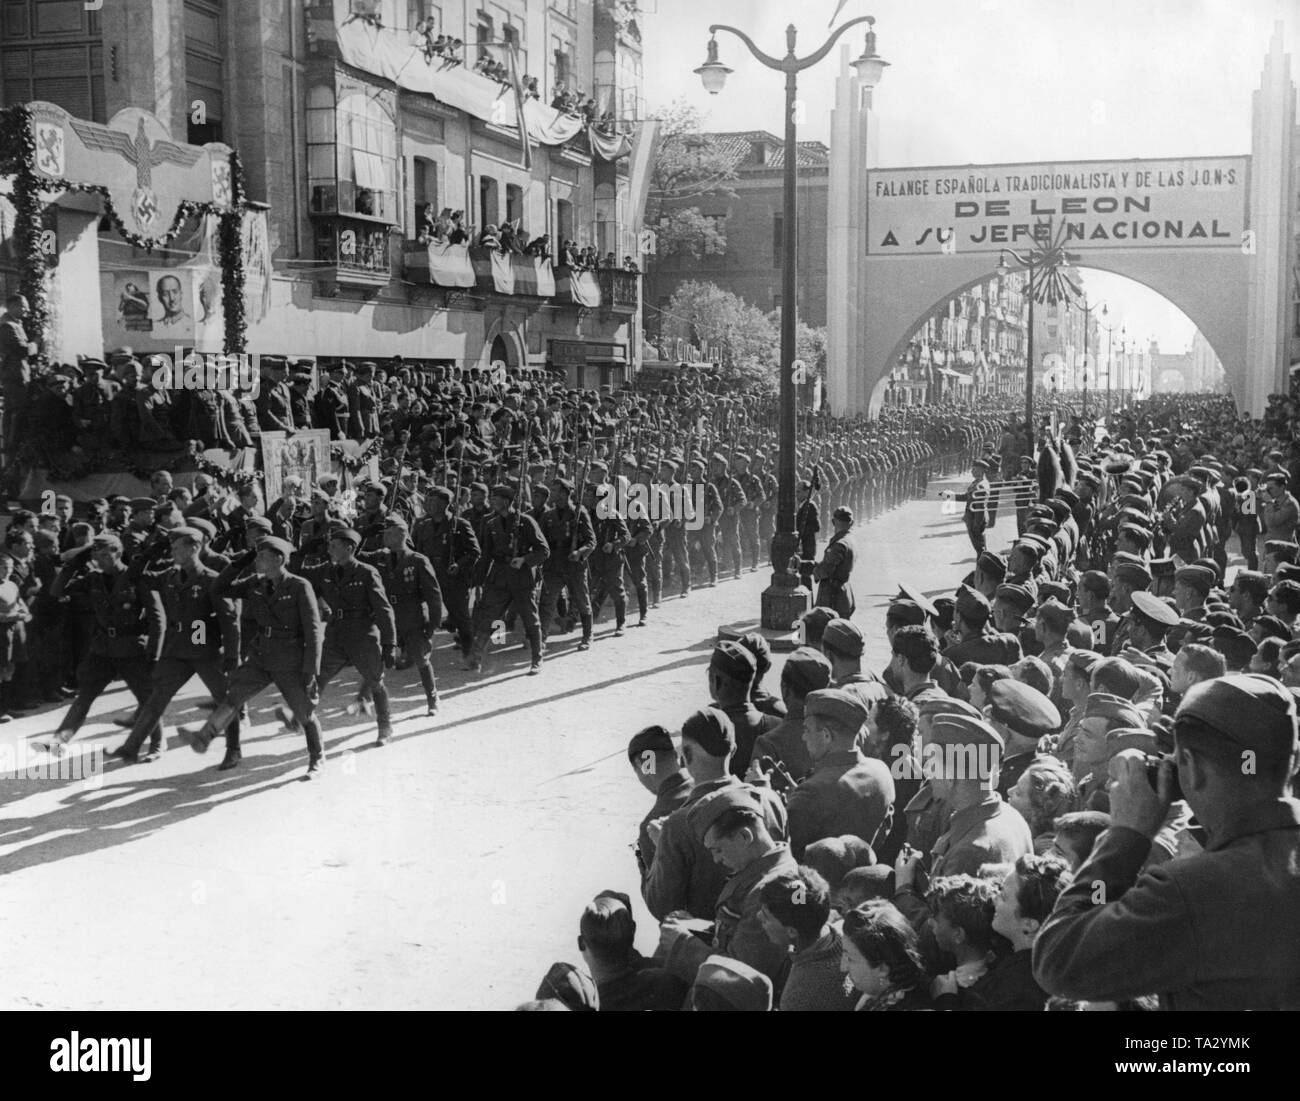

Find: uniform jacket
<box><xmin>1034</xmin><ymin>799</ymin><xmax>1300</xmax><ymax>1010</ymax></box>
<box><xmin>751</xmin><ymin>708</ymin><xmax>814</xmax><ymax>783</ymax></box>
<box><xmin>930</xmin><ymin>794</ymin><xmax>1032</xmax><ymax>877</ymax></box>
<box><xmin>413</xmin><ymin>513</ymin><xmax>481</xmax><ymax>577</ymax></box>
<box><xmin>637</xmin><ymin>768</ymin><xmax>692</xmax><ymax>876</ymax></box>
<box><xmin>298</xmin><ymin>559</ymin><xmax>397</xmax><ymax>648</ymax></box>
<box><xmin>1262</xmin><ymin>491</ymin><xmax>1300</xmax><ymax>542</ymax></box>
<box><xmin>786</xmin><ymin>748</ymin><xmax>895</xmax><ymax>859</ymax></box>
<box><xmin>813</xmin><ymin>531</ymin><xmax>855</xmax><ymax>617</ymax></box>
<box><xmin>359</xmin><ymin>547</ymin><xmax>441</xmax><ymax>626</ymax></box>
<box><xmin>145</xmin><ymin>561</ymin><xmax>239</xmax><ymax>663</ymax></box>
<box><xmin>215</xmin><ymin>562</ymin><xmax>324</xmax><ymax>675</ymax></box>
<box><xmin>55</xmin><ymin>560</ymin><xmax>163</xmax><ymax>660</ymax></box>
<box><xmin>477</xmin><ymin>509</ymin><xmax>550</xmax><ymax>584</ymax></box>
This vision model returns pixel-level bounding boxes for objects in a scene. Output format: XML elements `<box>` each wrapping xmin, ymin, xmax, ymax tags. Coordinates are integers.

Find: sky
<box><xmin>640</xmin><ymin>0</ymin><xmax>1295</xmax><ymax>354</ymax></box>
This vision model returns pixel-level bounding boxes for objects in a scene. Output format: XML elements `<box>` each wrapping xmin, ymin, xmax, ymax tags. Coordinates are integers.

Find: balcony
<box><xmin>313</xmin><ymin>214</ymin><xmax>392</xmax><ymax>290</ymax></box>
<box><xmin>598</xmin><ymin>269</ymin><xmax>640</xmax><ymax>312</ymax></box>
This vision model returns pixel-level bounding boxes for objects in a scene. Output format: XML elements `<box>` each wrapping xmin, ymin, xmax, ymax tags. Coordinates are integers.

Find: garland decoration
<box><xmin>331</xmin><ymin>437</ymin><xmax>382</xmax><ymax>473</ymax></box>
<box><xmin>193</xmin><ymin>451</ymin><xmax>264</xmax><ymax>492</ymax></box>
<box><xmin>219</xmin><ymin>150</ymin><xmax>248</xmax><ymax>355</ymax></box>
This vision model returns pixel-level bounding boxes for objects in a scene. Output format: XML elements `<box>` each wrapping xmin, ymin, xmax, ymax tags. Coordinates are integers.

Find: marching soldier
<box><xmin>468</xmin><ymin>484</ymin><xmax>550</xmax><ymax>674</ymax></box>
<box><xmin>295</xmin><ymin>528</ymin><xmax>399</xmax><ymax>746</ymax></box>
<box><xmin>44</xmin><ymin>534</ymin><xmax>161</xmax><ymax>754</ymax></box>
<box><xmin>710</xmin><ymin>453</ymin><xmax>747</xmax><ymax>581</ymax></box>
<box><xmin>691</xmin><ymin>458</ymin><xmax>723</xmax><ymax>587</ymax></box>
<box><xmin>183</xmin><ymin>537</ymin><xmax>326</xmax><ymax>778</ymax></box>
<box><xmin>657</xmin><ymin>457</ymin><xmax>691</xmax><ymax>599</ymax></box>
<box><xmin>752</xmin><ymin>452</ymin><xmax>779</xmax><ymax>556</ymax></box>
<box><xmin>361</xmin><ymin>516</ymin><xmax>443</xmax><ymax>717</ymax></box>
<box><xmin>538</xmin><ymin>477</ymin><xmax>596</xmax><ymax>649</ymax></box>
<box><xmin>587</xmin><ymin>480</ymin><xmax>631</xmax><ymax>637</ymax></box>
<box><xmin>413</xmin><ymin>486</ymin><xmax>481</xmax><ymax>657</ymax></box>
<box><xmin>623</xmin><ymin>463</ymin><xmax>657</xmax><ymax>627</ymax></box>
<box><xmin>111</xmin><ymin>527</ymin><xmax>242</xmax><ymax>769</ymax></box>
<box><xmin>734</xmin><ymin>452</ymin><xmax>764</xmax><ymax>573</ymax></box>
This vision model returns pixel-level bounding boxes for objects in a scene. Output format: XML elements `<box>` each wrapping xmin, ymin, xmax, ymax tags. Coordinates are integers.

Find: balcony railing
<box><xmin>314</xmin><ymin>214</ymin><xmax>392</xmax><ymax>287</ymax></box>
<box><xmin>598</xmin><ymin>269</ymin><xmax>640</xmax><ymax>310</ymax></box>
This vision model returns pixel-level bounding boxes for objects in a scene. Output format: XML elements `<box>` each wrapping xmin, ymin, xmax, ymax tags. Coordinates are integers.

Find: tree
<box><xmin>664</xmin><ymin>281</ymin><xmax>778</xmax><ymax>387</ymax></box>
<box><xmin>645</xmin><ymin>99</ymin><xmax>737</xmax><ymax>260</ymax></box>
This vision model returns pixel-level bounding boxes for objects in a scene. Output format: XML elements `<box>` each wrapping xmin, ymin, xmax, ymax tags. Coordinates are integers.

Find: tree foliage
<box><xmin>663</xmin><ymin>281</ymin><xmax>778</xmax><ymax>386</ymax></box>
<box><xmin>646</xmin><ymin>98</ymin><xmax>737</xmax><ymax>259</ymax></box>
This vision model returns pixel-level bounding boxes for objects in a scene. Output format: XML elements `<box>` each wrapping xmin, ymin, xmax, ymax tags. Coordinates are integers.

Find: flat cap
<box><xmin>988</xmin><ymin>679</ymin><xmax>1061</xmax><ymax>738</ymax></box>
<box><xmin>782</xmin><ymin>647</ymin><xmax>833</xmax><ymax>696</ymax></box>
<box><xmin>823</xmin><ymin>618</ymin><xmax>865</xmax><ymax>657</ymax></box>
<box><xmin>681</xmin><ymin>707</ymin><xmax>736</xmax><ymax>757</ymax></box>
<box><xmin>711</xmin><ymin>640</ymin><xmax>757</xmax><ymax>681</ymax></box>
<box><xmin>489</xmin><ymin>484</ymin><xmax>514</xmax><ymax>501</ymax></box>
<box><xmin>1067</xmin><ymin>650</ymin><xmax>1104</xmax><ymax>677</ymax></box>
<box><xmin>187</xmin><ymin>517</ymin><xmax>217</xmax><ymax>539</ymax></box>
<box><xmin>1175</xmin><ymin>565</ymin><xmax>1216</xmax><ymax>594</ymax></box>
<box><xmin>258</xmin><ymin>536</ymin><xmax>295</xmax><ymax>559</ymax></box>
<box><xmin>1130</xmin><ymin>590</ymin><xmax>1180</xmax><ymax>627</ymax></box>
<box><xmin>1177</xmin><ymin>674</ymin><xmax>1298</xmax><ymax>758</ymax></box>
<box><xmin>805</xmin><ymin>688</ymin><xmax>871</xmax><ymax>733</ymax></box>
<box><xmin>469</xmin><ymin>481</ymin><xmax>490</xmax><ymax>494</ymax></box>
<box><xmin>130</xmin><ymin>497</ymin><xmax>156</xmax><ymax>512</ymax></box>
<box><xmin>168</xmin><ymin>526</ymin><xmax>203</xmax><ymax>543</ymax></box>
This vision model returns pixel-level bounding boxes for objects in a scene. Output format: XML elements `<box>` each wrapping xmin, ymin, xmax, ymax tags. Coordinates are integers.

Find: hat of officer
<box><xmin>1175</xmin><ymin>565</ymin><xmax>1216</xmax><ymax>594</ymax></box>
<box><xmin>258</xmin><ymin>536</ymin><xmax>294</xmax><ymax>559</ymax></box>
<box><xmin>805</xmin><ymin>688</ymin><xmax>870</xmax><ymax>735</ymax></box>
<box><xmin>1177</xmin><ymin>674</ymin><xmax>1298</xmax><ymax>758</ymax></box>
<box><xmin>976</xmin><ymin>551</ymin><xmax>1008</xmax><ymax>581</ymax></box>
<box><xmin>329</xmin><ymin>527</ymin><xmax>362</xmax><ymax>547</ymax></box>
<box><xmin>1130</xmin><ymin>590</ymin><xmax>1179</xmax><ymax>628</ymax></box>
<box><xmin>1277</xmin><ymin>563</ymin><xmax>1300</xmax><ymax>585</ymax></box>
<box><xmin>994</xmin><ymin>583</ymin><xmax>1034</xmax><ymax>615</ymax></box>
<box><xmin>710</xmin><ymin>640</ymin><xmax>757</xmax><ymax>682</ymax></box>
<box><xmin>822</xmin><ymin>618</ymin><xmax>865</xmax><ymax>657</ymax></box>
<box><xmin>1114</xmin><ymin>561</ymin><xmax>1152</xmax><ymax>589</ymax></box>
<box><xmin>896</xmin><ymin>582</ymin><xmax>936</xmax><ymax>618</ymax></box>
<box><xmin>1266</xmin><ymin>471</ymin><xmax>1289</xmax><ymax>486</ymax></box>
<box><xmin>692</xmin><ymin>955</ymin><xmax>773</xmax><ymax>1013</ymax></box>
<box><xmin>887</xmin><ymin>599</ymin><xmax>926</xmax><ymax>627</ymax></box>
<box><xmin>1147</xmin><ymin>557</ymin><xmax>1174</xmax><ymax>580</ymax></box>
<box><xmin>955</xmin><ymin>584</ymin><xmax>991</xmax><ymax>625</ymax></box>
<box><xmin>681</xmin><ymin>707</ymin><xmax>736</xmax><ymax>757</ymax></box>
<box><xmin>627</xmin><ymin>724</ymin><xmax>675</xmax><ymax>762</ymax></box>
<box><xmin>168</xmin><ymin>526</ymin><xmax>203</xmax><ymax>544</ymax></box>
<box><xmin>1035</xmin><ymin>597</ymin><xmax>1074</xmax><ymax>634</ymax></box>
<box><xmin>129</xmin><ymin>497</ymin><xmax>155</xmax><ymax>513</ymax></box>
<box><xmin>91</xmin><ymin>533</ymin><xmax>123</xmax><ymax>552</ymax></box>
<box><xmin>988</xmin><ymin>679</ymin><xmax>1060</xmax><ymax>738</ymax></box>
<box><xmin>361</xmin><ymin>481</ymin><xmax>386</xmax><ymax>498</ymax></box>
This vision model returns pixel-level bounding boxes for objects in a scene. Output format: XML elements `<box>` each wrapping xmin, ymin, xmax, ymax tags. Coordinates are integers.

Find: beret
<box><xmin>1012</xmin><ymin>538</ymin><xmax>1044</xmax><ymax>561</ymax></box>
<box><xmin>994</xmin><ymin>584</ymin><xmax>1034</xmax><ymax>614</ymax></box>
<box><xmin>1114</xmin><ymin>562</ymin><xmax>1153</xmax><ymax>588</ymax></box>
<box><xmin>692</xmin><ymin>956</ymin><xmax>773</xmax><ymax>1013</ymax></box>
<box><xmin>1175</xmin><ymin>565</ymin><xmax>1216</xmax><ymax>593</ymax></box>
<box><xmin>681</xmin><ymin>707</ymin><xmax>736</xmax><ymax>756</ymax></box>
<box><xmin>258</xmin><ymin>536</ymin><xmax>295</xmax><ymax>558</ymax></box>
<box><xmin>955</xmin><ymin>584</ymin><xmax>991</xmax><ymax>623</ymax></box>
<box><xmin>1177</xmin><ymin>674</ymin><xmax>1298</xmax><ymax>758</ymax></box>
<box><xmin>328</xmin><ymin>527</ymin><xmax>361</xmax><ymax>546</ymax></box>
<box><xmin>91</xmin><ymin>533</ymin><xmax>123</xmax><ymax>551</ymax></box>
<box><xmin>782</xmin><ymin>647</ymin><xmax>833</xmax><ymax>696</ymax></box>
<box><xmin>802</xmin><ymin>606</ymin><xmax>838</xmax><ymax>633</ymax></box>
<box><xmin>976</xmin><ymin>551</ymin><xmax>1008</xmax><ymax>580</ymax></box>
<box><xmin>1083</xmin><ymin>692</ymin><xmax>1146</xmax><ymax>728</ymax></box>
<box><xmin>822</xmin><ymin>618</ymin><xmax>865</xmax><ymax>657</ymax></box>
<box><xmin>627</xmin><ymin>724</ymin><xmax>675</xmax><ymax>761</ymax></box>
<box><xmin>1067</xmin><ymin>650</ymin><xmax>1104</xmax><ymax>677</ymax></box>
<box><xmin>130</xmin><ymin>497</ymin><xmax>156</xmax><ymax>512</ymax></box>
<box><xmin>168</xmin><ymin>526</ymin><xmax>203</xmax><ymax>543</ymax></box>
<box><xmin>886</xmin><ymin>599</ymin><xmax>925</xmax><ymax>626</ymax></box>
<box><xmin>805</xmin><ymin>688</ymin><xmax>871</xmax><ymax>733</ymax></box>
<box><xmin>1130</xmin><ymin>590</ymin><xmax>1180</xmax><ymax>627</ymax></box>
<box><xmin>711</xmin><ymin>640</ymin><xmax>757</xmax><ymax>681</ymax></box>
<box><xmin>1079</xmin><ymin>570</ymin><xmax>1110</xmax><ymax>595</ymax></box>
<box><xmin>988</xmin><ymin>679</ymin><xmax>1061</xmax><ymax>737</ymax></box>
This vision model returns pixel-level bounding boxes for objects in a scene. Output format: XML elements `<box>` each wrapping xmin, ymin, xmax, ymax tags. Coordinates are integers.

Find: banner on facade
<box><xmin>866</xmin><ymin>156</ymin><xmax>1248</xmax><ymax>255</ymax></box>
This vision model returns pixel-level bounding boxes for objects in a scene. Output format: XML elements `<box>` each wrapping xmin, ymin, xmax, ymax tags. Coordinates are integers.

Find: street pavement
<box><xmin>0</xmin><ymin>474</ymin><xmax>982</xmax><ymax>1010</ymax></box>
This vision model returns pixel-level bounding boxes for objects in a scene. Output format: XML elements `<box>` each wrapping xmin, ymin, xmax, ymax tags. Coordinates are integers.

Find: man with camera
<box><xmin>1033</xmin><ymin>674</ymin><xmax>1300</xmax><ymax>1009</ymax></box>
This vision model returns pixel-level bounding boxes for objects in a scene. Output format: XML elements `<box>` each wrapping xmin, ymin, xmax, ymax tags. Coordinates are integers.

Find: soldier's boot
<box><xmin>465</xmin><ymin>627</ymin><xmax>489</xmax><ymax>673</ymax></box>
<box><xmin>635</xmin><ymin>585</ymin><xmax>648</xmax><ymax>626</ymax></box>
<box><xmin>373</xmin><ymin>687</ymin><xmax>394</xmax><ymax>747</ymax></box>
<box><xmin>577</xmin><ymin>613</ymin><xmax>593</xmax><ymax>651</ymax></box>
<box><xmin>526</xmin><ymin>628</ymin><xmax>543</xmax><ymax>675</ymax></box>
<box><xmin>180</xmin><ymin>701</ymin><xmax>238</xmax><ymax>755</ymax></box>
<box><xmin>303</xmin><ymin>718</ymin><xmax>325</xmax><ymax>780</ymax></box>
<box><xmin>613</xmin><ymin>597</ymin><xmax>627</xmax><ymax>636</ymax></box>
<box><xmin>218</xmin><ymin>714</ymin><xmax>242</xmax><ymax>771</ymax></box>
<box><xmin>418</xmin><ymin>663</ymin><xmax>439</xmax><ymax>716</ymax></box>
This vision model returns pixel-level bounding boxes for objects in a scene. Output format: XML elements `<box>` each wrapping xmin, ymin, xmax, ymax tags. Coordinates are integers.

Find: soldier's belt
<box><xmin>259</xmin><ymin>626</ymin><xmax>301</xmax><ymax>639</ymax></box>
<box><xmin>329</xmin><ymin>609</ymin><xmax>372</xmax><ymax>622</ymax></box>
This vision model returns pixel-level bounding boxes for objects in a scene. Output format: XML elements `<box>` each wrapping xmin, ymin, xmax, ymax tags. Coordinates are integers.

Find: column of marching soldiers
<box><xmin>35</xmin><ymin>393</ymin><xmax>1001</xmax><ymax>780</ymax></box>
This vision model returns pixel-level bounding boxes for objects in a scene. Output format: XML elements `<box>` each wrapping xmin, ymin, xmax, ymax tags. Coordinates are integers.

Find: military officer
<box><xmin>412</xmin><ymin>486</ymin><xmax>481</xmax><ymax>657</ymax></box>
<box><xmin>793</xmin><ymin>506</ymin><xmax>855</xmax><ymax>618</ymax></box>
<box><xmin>796</xmin><ymin>478</ymin><xmax>821</xmax><ymax>592</ymax></box>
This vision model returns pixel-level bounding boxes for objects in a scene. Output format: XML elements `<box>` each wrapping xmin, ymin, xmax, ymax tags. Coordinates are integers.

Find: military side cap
<box><xmin>1114</xmin><ymin>562</ymin><xmax>1152</xmax><ymax>588</ymax></box>
<box><xmin>930</xmin><ymin>713</ymin><xmax>1005</xmax><ymax>751</ymax></box>
<box><xmin>1177</xmin><ymin>674</ymin><xmax>1298</xmax><ymax>758</ymax></box>
<box><xmin>805</xmin><ymin>688</ymin><xmax>871</xmax><ymax>732</ymax></box>
<box><xmin>822</xmin><ymin>618</ymin><xmax>865</xmax><ymax>657</ymax></box>
<box><xmin>245</xmin><ymin>516</ymin><xmax>274</xmax><ymax>533</ymax></box>
<box><xmin>384</xmin><ymin>515</ymin><xmax>409</xmax><ymax>532</ymax></box>
<box><xmin>955</xmin><ymin>584</ymin><xmax>991</xmax><ymax>623</ymax></box>
<box><xmin>627</xmin><ymin>724</ymin><xmax>675</xmax><ymax>761</ymax></box>
<box><xmin>428</xmin><ymin>486</ymin><xmax>453</xmax><ymax>503</ymax></box>
<box><xmin>91</xmin><ymin>533</ymin><xmax>123</xmax><ymax>552</ymax></box>
<box><xmin>989</xmin><ymin>679</ymin><xmax>1060</xmax><ymax>737</ymax></box>
<box><xmin>977</xmin><ymin>551</ymin><xmax>1008</xmax><ymax>580</ymax></box>
<box><xmin>802</xmin><ymin>606</ymin><xmax>837</xmax><ymax>633</ymax></box>
<box><xmin>681</xmin><ymin>707</ymin><xmax>736</xmax><ymax>756</ymax></box>
<box><xmin>1083</xmin><ymin>693</ymin><xmax>1146</xmax><ymax>728</ymax></box>
<box><xmin>329</xmin><ymin>527</ymin><xmax>362</xmax><ymax>546</ymax></box>
<box><xmin>693</xmin><ymin>955</ymin><xmax>773</xmax><ymax>1013</ymax></box>
<box><xmin>916</xmin><ymin>696</ymin><xmax>981</xmax><ymax>721</ymax></box>
<box><xmin>258</xmin><ymin>536</ymin><xmax>294</xmax><ymax>559</ymax></box>
<box><xmin>130</xmin><ymin>497</ymin><xmax>156</xmax><ymax>512</ymax></box>
<box><xmin>782</xmin><ymin>647</ymin><xmax>833</xmax><ymax>695</ymax></box>
<box><xmin>1175</xmin><ymin>565</ymin><xmax>1216</xmax><ymax>594</ymax></box>
<box><xmin>994</xmin><ymin>584</ymin><xmax>1034</xmax><ymax>614</ymax></box>
<box><xmin>1035</xmin><ymin>598</ymin><xmax>1074</xmax><ymax>633</ymax></box>
<box><xmin>187</xmin><ymin>517</ymin><xmax>217</xmax><ymax>539</ymax></box>
<box><xmin>168</xmin><ymin>526</ymin><xmax>203</xmax><ymax>543</ymax></box>
<box><xmin>1067</xmin><ymin>650</ymin><xmax>1103</xmax><ymax>677</ymax></box>
<box><xmin>711</xmin><ymin>640</ymin><xmax>757</xmax><ymax>681</ymax></box>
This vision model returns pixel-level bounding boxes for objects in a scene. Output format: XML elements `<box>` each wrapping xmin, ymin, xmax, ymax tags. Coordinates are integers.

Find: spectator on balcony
<box><xmin>599</xmin><ymin>252</ymin><xmax>617</xmax><ymax>271</ymax></box>
<box><xmin>72</xmin><ymin>358</ymin><xmax>118</xmax><ymax>450</ymax></box>
<box><xmin>417</xmin><ymin>204</ymin><xmax>438</xmax><ymax>244</ymax></box>
<box><xmin>524</xmin><ymin>76</ymin><xmax>540</xmax><ymax>100</ymax></box>
<box><xmin>623</xmin><ymin>256</ymin><xmax>640</xmax><ymax>274</ymax></box>
<box><xmin>526</xmin><ymin>234</ymin><xmax>552</xmax><ymax>261</ymax></box>
<box><xmin>498</xmin><ymin>222</ymin><xmax>518</xmax><ymax>254</ymax></box>
<box><xmin>581</xmin><ymin>97</ymin><xmax>598</xmax><ymax>125</ymax></box>
<box><xmin>479</xmin><ymin>224</ymin><xmax>501</xmax><ymax>251</ymax></box>
<box><xmin>559</xmin><ymin>240</ymin><xmax>578</xmax><ymax>268</ymax></box>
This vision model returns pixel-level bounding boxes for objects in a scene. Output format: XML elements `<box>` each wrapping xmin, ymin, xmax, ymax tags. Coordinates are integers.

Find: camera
<box><xmin>1144</xmin><ymin>753</ymin><xmax>1182</xmax><ymax>802</ymax></box>
<box><xmin>757</xmin><ymin>755</ymin><xmax>797</xmax><ymax>795</ymax></box>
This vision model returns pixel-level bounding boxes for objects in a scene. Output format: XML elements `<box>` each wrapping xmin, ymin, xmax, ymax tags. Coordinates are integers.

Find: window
<box><xmin>550</xmin><ymin>0</ymin><xmax>576</xmax><ymax>18</ymax></box>
<box><xmin>479</xmin><ymin>175</ymin><xmax>499</xmax><ymax>230</ymax></box>
<box><xmin>555</xmin><ymin>198</ymin><xmax>573</xmax><ymax>243</ymax></box>
<box><xmin>505</xmin><ymin>183</ymin><xmax>523</xmax><ymax>227</ymax></box>
<box><xmin>406</xmin><ymin>0</ymin><xmax>442</xmax><ymax>31</ymax></box>
<box><xmin>185</xmin><ymin>0</ymin><xmax>224</xmax><ymax>144</ymax></box>
<box><xmin>502</xmin><ymin>21</ymin><xmax>524</xmax><ymax>74</ymax></box>
<box><xmin>551</xmin><ymin>31</ymin><xmax>572</xmax><ymax>91</ymax></box>
<box><xmin>476</xmin><ymin>9</ymin><xmax>494</xmax><ymax>59</ymax></box>
<box><xmin>772</xmin><ymin>214</ymin><xmax>784</xmax><ymax>268</ymax></box>
<box><xmin>412</xmin><ymin>157</ymin><xmax>438</xmax><ymax>233</ymax></box>
<box><xmin>307</xmin><ymin>80</ymin><xmax>399</xmax><ymax>221</ymax></box>
<box><xmin>1</xmin><ymin>0</ymin><xmax>105</xmax><ymax>119</ymax></box>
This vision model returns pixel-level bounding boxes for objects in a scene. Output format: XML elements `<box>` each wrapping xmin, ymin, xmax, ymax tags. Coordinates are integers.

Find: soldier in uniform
<box><xmin>538</xmin><ymin>477</ymin><xmax>596</xmax><ymax>649</ymax></box>
<box><xmin>347</xmin><ymin>362</ymin><xmax>382</xmax><ymax>440</ymax></box>
<box><xmin>295</xmin><ymin>528</ymin><xmax>399</xmax><ymax>745</ymax></box>
<box><xmin>312</xmin><ymin>363</ymin><xmax>349</xmax><ymax>439</ymax></box>
<box><xmin>753</xmin><ymin>452</ymin><xmax>779</xmax><ymax>559</ymax></box>
<box><xmin>692</xmin><ymin>458</ymin><xmax>723</xmax><ymax>587</ymax></box>
<box><xmin>734</xmin><ymin>452</ymin><xmax>764</xmax><ymax>573</ymax></box>
<box><xmin>793</xmin><ymin>506</ymin><xmax>855</xmax><ymax>618</ymax></box>
<box><xmin>44</xmin><ymin>534</ymin><xmax>161</xmax><ymax>754</ymax></box>
<box><xmin>360</xmin><ymin>515</ymin><xmax>443</xmax><ymax>717</ymax></box>
<box><xmin>587</xmin><ymin>479</ymin><xmax>631</xmax><ymax>637</ymax></box>
<box><xmin>120</xmin><ymin>498</ymin><xmax>158</xmax><ymax>563</ymax></box>
<box><xmin>796</xmin><ymin>478</ymin><xmax>821</xmax><ymax>592</ymax></box>
<box><xmin>183</xmin><ymin>537</ymin><xmax>327</xmax><ymax>778</ymax></box>
<box><xmin>110</xmin><ymin>527</ymin><xmax>242</xmax><ymax>768</ymax></box>
<box><xmin>355</xmin><ymin>482</ymin><xmax>390</xmax><ymax>552</ymax></box>
<box><xmin>413</xmin><ymin>486</ymin><xmax>480</xmax><ymax>657</ymax></box>
<box><xmin>953</xmin><ymin>459</ymin><xmax>992</xmax><ymax>558</ymax></box>
<box><xmin>468</xmin><ymin>484</ymin><xmax>550</xmax><ymax>674</ymax></box>
<box><xmin>711</xmin><ymin>453</ymin><xmax>747</xmax><ymax>581</ymax></box>
<box><xmin>623</xmin><ymin>462</ymin><xmax>655</xmax><ymax>627</ymax></box>
<box><xmin>657</xmin><ymin>458</ymin><xmax>691</xmax><ymax>599</ymax></box>
<box><xmin>255</xmin><ymin>356</ymin><xmax>297</xmax><ymax>433</ymax></box>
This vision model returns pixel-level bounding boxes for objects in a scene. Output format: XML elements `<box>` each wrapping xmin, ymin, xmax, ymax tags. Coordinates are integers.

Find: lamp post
<box><xmin>696</xmin><ymin>16</ymin><xmax>887</xmax><ymax>629</ymax></box>
<box><xmin>996</xmin><ymin>220</ymin><xmax>1082</xmax><ymax>453</ymax></box>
